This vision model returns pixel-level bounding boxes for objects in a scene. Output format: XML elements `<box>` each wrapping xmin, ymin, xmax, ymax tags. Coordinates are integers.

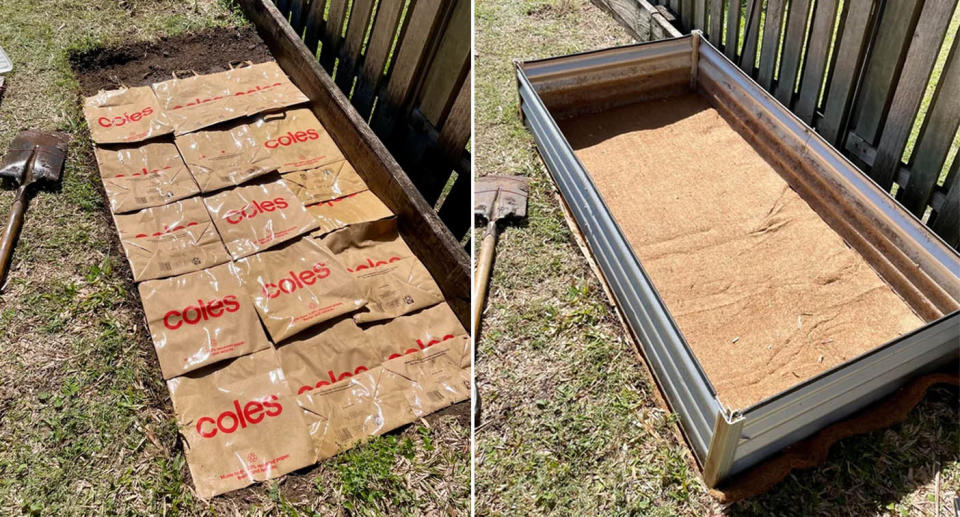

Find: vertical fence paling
<box><xmin>607</xmin><ymin>0</ymin><xmax>960</xmax><ymax>249</ymax></box>
<box><xmin>271</xmin><ymin>0</ymin><xmax>471</xmax><ymax>243</ymax></box>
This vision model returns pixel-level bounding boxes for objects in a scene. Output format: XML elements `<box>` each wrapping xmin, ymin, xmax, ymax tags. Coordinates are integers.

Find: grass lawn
<box><xmin>472</xmin><ymin>0</ymin><xmax>959</xmax><ymax>515</ymax></box>
<box><xmin>0</xmin><ymin>1</ymin><xmax>468</xmax><ymax>514</ymax></box>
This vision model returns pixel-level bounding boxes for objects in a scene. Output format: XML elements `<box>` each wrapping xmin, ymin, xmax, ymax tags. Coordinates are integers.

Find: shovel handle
<box><xmin>472</xmin><ymin>219</ymin><xmax>499</xmax><ymax>337</ymax></box>
<box><xmin>0</xmin><ymin>186</ymin><xmax>27</xmax><ymax>288</ymax></box>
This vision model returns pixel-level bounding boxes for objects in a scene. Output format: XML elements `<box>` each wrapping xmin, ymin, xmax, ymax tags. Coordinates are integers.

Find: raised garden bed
<box><xmin>516</xmin><ymin>34</ymin><xmax>960</xmax><ymax>487</ymax></box>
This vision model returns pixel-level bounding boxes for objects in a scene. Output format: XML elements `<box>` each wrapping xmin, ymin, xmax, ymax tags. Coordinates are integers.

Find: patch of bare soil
<box><xmin>69</xmin><ymin>25</ymin><xmax>272</xmax><ymax>96</ymax></box>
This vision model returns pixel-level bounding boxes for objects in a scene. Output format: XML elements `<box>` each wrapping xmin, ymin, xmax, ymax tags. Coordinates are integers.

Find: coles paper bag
<box><xmin>307</xmin><ymin>190</ymin><xmax>394</xmax><ymax>236</ymax></box>
<box><xmin>252</xmin><ymin>108</ymin><xmax>344</xmax><ymax>173</ymax></box>
<box><xmin>231</xmin><ymin>237</ymin><xmax>366</xmax><ymax>342</ymax></box>
<box><xmin>276</xmin><ymin>317</ymin><xmax>381</xmax><ymax>395</ymax></box>
<box><xmin>174</xmin><ymin>117</ymin><xmax>276</xmax><ymax>193</ymax></box>
<box><xmin>203</xmin><ymin>177</ymin><xmax>319</xmax><ymax>259</ymax></box>
<box><xmin>296</xmin><ymin>338</ymin><xmax>470</xmax><ymax>461</ymax></box>
<box><xmin>175</xmin><ymin>108</ymin><xmax>342</xmax><ymax>192</ymax></box>
<box><xmin>138</xmin><ymin>262</ymin><xmax>272</xmax><ymax>379</ymax></box>
<box><xmin>282</xmin><ymin>160</ymin><xmax>367</xmax><ymax>205</ymax></box>
<box><xmin>114</xmin><ymin>197</ymin><xmax>230</xmax><ymax>281</ymax></box>
<box><xmin>320</xmin><ymin>219</ymin><xmax>444</xmax><ymax>323</ymax></box>
<box><xmin>167</xmin><ymin>349</ymin><xmax>315</xmax><ymax>498</ymax></box>
<box><xmin>364</xmin><ymin>303</ymin><xmax>469</xmax><ymax>365</ymax></box>
<box><xmin>94</xmin><ymin>140</ymin><xmax>199</xmax><ymax>213</ymax></box>
<box><xmin>152</xmin><ymin>61</ymin><xmax>308</xmax><ymax>134</ymax></box>
<box><xmin>83</xmin><ymin>86</ymin><xmax>173</xmax><ymax>144</ymax></box>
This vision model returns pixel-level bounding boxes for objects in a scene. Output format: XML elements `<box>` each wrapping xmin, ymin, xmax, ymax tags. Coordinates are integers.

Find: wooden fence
<box><xmin>596</xmin><ymin>0</ymin><xmax>959</xmax><ymax>249</ymax></box>
<box><xmin>271</xmin><ymin>0</ymin><xmax>471</xmax><ymax>244</ymax></box>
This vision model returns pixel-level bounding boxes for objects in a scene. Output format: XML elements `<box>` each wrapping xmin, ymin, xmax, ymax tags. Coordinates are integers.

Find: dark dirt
<box><xmin>69</xmin><ymin>25</ymin><xmax>272</xmax><ymax>96</ymax></box>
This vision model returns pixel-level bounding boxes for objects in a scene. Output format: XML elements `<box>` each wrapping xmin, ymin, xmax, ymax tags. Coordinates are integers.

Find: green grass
<box><xmin>0</xmin><ymin>0</ymin><xmax>467</xmax><ymax>514</ymax></box>
<box><xmin>473</xmin><ymin>0</ymin><xmax>959</xmax><ymax>515</ymax></box>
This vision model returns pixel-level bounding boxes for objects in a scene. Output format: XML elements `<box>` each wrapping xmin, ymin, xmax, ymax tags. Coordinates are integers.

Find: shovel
<box><xmin>473</xmin><ymin>175</ymin><xmax>529</xmax><ymax>336</ymax></box>
<box><xmin>0</xmin><ymin>130</ymin><xmax>70</xmax><ymax>289</ymax></box>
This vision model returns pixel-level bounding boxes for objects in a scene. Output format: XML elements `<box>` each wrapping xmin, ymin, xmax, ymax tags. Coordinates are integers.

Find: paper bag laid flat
<box><xmin>252</xmin><ymin>108</ymin><xmax>344</xmax><ymax>173</ymax></box>
<box><xmin>231</xmin><ymin>237</ymin><xmax>366</xmax><ymax>342</ymax></box>
<box><xmin>94</xmin><ymin>140</ymin><xmax>200</xmax><ymax>213</ymax></box>
<box><xmin>83</xmin><ymin>86</ymin><xmax>173</xmax><ymax>144</ymax></box>
<box><xmin>320</xmin><ymin>219</ymin><xmax>444</xmax><ymax>323</ymax></box>
<box><xmin>203</xmin><ymin>177</ymin><xmax>319</xmax><ymax>259</ymax></box>
<box><xmin>296</xmin><ymin>338</ymin><xmax>470</xmax><ymax>461</ymax></box>
<box><xmin>364</xmin><ymin>302</ymin><xmax>469</xmax><ymax>366</ymax></box>
<box><xmin>139</xmin><ymin>263</ymin><xmax>272</xmax><ymax>379</ymax></box>
<box><xmin>174</xmin><ymin>117</ymin><xmax>276</xmax><ymax>193</ymax></box>
<box><xmin>168</xmin><ymin>349</ymin><xmax>315</xmax><ymax>498</ymax></box>
<box><xmin>152</xmin><ymin>61</ymin><xmax>308</xmax><ymax>134</ymax></box>
<box><xmin>276</xmin><ymin>317</ymin><xmax>381</xmax><ymax>395</ymax></box>
<box><xmin>114</xmin><ymin>197</ymin><xmax>230</xmax><ymax>281</ymax></box>
<box><xmin>307</xmin><ymin>190</ymin><xmax>394</xmax><ymax>236</ymax></box>
<box><xmin>282</xmin><ymin>160</ymin><xmax>367</xmax><ymax>205</ymax></box>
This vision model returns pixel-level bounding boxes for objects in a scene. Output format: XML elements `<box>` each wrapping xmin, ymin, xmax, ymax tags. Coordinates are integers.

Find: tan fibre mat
<box><xmin>558</xmin><ymin>94</ymin><xmax>924</xmax><ymax>410</ymax></box>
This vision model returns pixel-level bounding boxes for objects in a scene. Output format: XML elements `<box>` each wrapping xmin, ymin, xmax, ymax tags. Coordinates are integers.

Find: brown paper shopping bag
<box><xmin>203</xmin><ymin>177</ymin><xmax>319</xmax><ymax>259</ymax></box>
<box><xmin>84</xmin><ymin>86</ymin><xmax>173</xmax><ymax>144</ymax></box>
<box><xmin>138</xmin><ymin>262</ymin><xmax>272</xmax><ymax>379</ymax></box>
<box><xmin>307</xmin><ymin>190</ymin><xmax>394</xmax><ymax>236</ymax></box>
<box><xmin>364</xmin><ymin>303</ymin><xmax>469</xmax><ymax>365</ymax></box>
<box><xmin>174</xmin><ymin>117</ymin><xmax>276</xmax><ymax>193</ymax></box>
<box><xmin>296</xmin><ymin>338</ymin><xmax>470</xmax><ymax>461</ymax></box>
<box><xmin>281</xmin><ymin>160</ymin><xmax>367</xmax><ymax>205</ymax></box>
<box><xmin>276</xmin><ymin>317</ymin><xmax>381</xmax><ymax>395</ymax></box>
<box><xmin>152</xmin><ymin>61</ymin><xmax>308</xmax><ymax>134</ymax></box>
<box><xmin>320</xmin><ymin>219</ymin><xmax>444</xmax><ymax>323</ymax></box>
<box><xmin>168</xmin><ymin>349</ymin><xmax>315</xmax><ymax>498</ymax></box>
<box><xmin>94</xmin><ymin>140</ymin><xmax>199</xmax><ymax>213</ymax></box>
<box><xmin>231</xmin><ymin>237</ymin><xmax>366</xmax><ymax>342</ymax></box>
<box><xmin>114</xmin><ymin>197</ymin><xmax>230</xmax><ymax>281</ymax></box>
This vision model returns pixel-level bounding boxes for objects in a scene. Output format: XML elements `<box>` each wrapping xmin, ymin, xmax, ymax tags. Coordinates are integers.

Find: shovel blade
<box><xmin>0</xmin><ymin>130</ymin><xmax>70</xmax><ymax>185</ymax></box>
<box><xmin>474</xmin><ymin>175</ymin><xmax>530</xmax><ymax>222</ymax></box>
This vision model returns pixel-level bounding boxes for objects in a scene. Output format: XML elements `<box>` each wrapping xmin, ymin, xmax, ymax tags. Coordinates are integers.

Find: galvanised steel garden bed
<box><xmin>516</xmin><ymin>33</ymin><xmax>960</xmax><ymax>487</ymax></box>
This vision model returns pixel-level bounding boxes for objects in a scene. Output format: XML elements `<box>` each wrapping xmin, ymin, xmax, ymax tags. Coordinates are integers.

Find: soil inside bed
<box><xmin>558</xmin><ymin>93</ymin><xmax>926</xmax><ymax>410</ymax></box>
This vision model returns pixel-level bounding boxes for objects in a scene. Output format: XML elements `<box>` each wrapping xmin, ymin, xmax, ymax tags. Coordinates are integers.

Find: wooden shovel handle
<box><xmin>0</xmin><ymin>186</ymin><xmax>28</xmax><ymax>288</ymax></box>
<box><xmin>472</xmin><ymin>219</ymin><xmax>498</xmax><ymax>337</ymax></box>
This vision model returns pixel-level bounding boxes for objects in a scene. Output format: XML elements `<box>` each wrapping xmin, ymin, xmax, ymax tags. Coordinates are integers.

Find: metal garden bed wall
<box><xmin>271</xmin><ymin>0</ymin><xmax>471</xmax><ymax>244</ymax></box>
<box><xmin>594</xmin><ymin>0</ymin><xmax>959</xmax><ymax>248</ymax></box>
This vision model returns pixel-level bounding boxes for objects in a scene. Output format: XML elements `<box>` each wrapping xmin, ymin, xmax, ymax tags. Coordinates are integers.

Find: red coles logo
<box><xmin>115</xmin><ymin>165</ymin><xmax>172</xmax><ymax>178</ymax></box>
<box><xmin>224</xmin><ymin>197</ymin><xmax>289</xmax><ymax>224</ymax></box>
<box><xmin>387</xmin><ymin>334</ymin><xmax>457</xmax><ymax>360</ymax></box>
<box><xmin>347</xmin><ymin>256</ymin><xmax>401</xmax><ymax>273</ymax></box>
<box><xmin>162</xmin><ymin>295</ymin><xmax>241</xmax><ymax>330</ymax></box>
<box><xmin>195</xmin><ymin>396</ymin><xmax>283</xmax><ymax>438</ymax></box>
<box><xmin>135</xmin><ymin>221</ymin><xmax>199</xmax><ymax>238</ymax></box>
<box><xmin>262</xmin><ymin>262</ymin><xmax>332</xmax><ymax>298</ymax></box>
<box><xmin>297</xmin><ymin>365</ymin><xmax>369</xmax><ymax>394</ymax></box>
<box><xmin>97</xmin><ymin>107</ymin><xmax>155</xmax><ymax>127</ymax></box>
<box><xmin>264</xmin><ymin>129</ymin><xmax>321</xmax><ymax>148</ymax></box>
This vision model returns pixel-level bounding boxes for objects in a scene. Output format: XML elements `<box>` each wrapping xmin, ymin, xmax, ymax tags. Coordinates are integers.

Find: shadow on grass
<box><xmin>727</xmin><ymin>384</ymin><xmax>959</xmax><ymax>516</ymax></box>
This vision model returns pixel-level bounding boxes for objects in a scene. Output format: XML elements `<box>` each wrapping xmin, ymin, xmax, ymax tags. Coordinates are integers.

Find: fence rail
<box><xmin>596</xmin><ymin>0</ymin><xmax>960</xmax><ymax>249</ymax></box>
<box><xmin>272</xmin><ymin>0</ymin><xmax>471</xmax><ymax>243</ymax></box>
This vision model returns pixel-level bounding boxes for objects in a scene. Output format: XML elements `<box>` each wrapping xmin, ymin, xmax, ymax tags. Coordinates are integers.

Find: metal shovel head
<box><xmin>0</xmin><ymin>130</ymin><xmax>71</xmax><ymax>184</ymax></box>
<box><xmin>474</xmin><ymin>175</ymin><xmax>530</xmax><ymax>222</ymax></box>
